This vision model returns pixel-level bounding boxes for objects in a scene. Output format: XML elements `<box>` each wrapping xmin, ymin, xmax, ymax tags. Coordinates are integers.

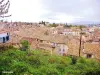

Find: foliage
<box><xmin>48</xmin><ymin>23</ymin><xmax>57</xmax><ymax>27</ymax></box>
<box><xmin>20</xmin><ymin>40</ymin><xmax>30</xmax><ymax>51</ymax></box>
<box><xmin>39</xmin><ymin>21</ymin><xmax>46</xmax><ymax>25</ymax></box>
<box><xmin>64</xmin><ymin>24</ymin><xmax>86</xmax><ymax>28</ymax></box>
<box><xmin>0</xmin><ymin>47</ymin><xmax>100</xmax><ymax>75</ymax></box>
<box><xmin>71</xmin><ymin>56</ymin><xmax>77</xmax><ymax>65</ymax></box>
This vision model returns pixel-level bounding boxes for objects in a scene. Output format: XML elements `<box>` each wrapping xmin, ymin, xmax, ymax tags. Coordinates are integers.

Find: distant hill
<box><xmin>70</xmin><ymin>20</ymin><xmax>100</xmax><ymax>25</ymax></box>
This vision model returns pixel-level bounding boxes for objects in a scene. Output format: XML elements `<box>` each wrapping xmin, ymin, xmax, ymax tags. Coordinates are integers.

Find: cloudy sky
<box><xmin>7</xmin><ymin>0</ymin><xmax>100</xmax><ymax>24</ymax></box>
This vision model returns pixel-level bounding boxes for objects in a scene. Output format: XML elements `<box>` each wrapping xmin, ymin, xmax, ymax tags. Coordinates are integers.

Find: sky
<box><xmin>5</xmin><ymin>0</ymin><xmax>100</xmax><ymax>24</ymax></box>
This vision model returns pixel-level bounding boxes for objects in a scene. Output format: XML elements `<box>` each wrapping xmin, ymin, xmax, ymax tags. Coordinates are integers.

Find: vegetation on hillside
<box><xmin>48</xmin><ymin>23</ymin><xmax>58</xmax><ymax>27</ymax></box>
<box><xmin>64</xmin><ymin>24</ymin><xmax>86</xmax><ymax>28</ymax></box>
<box><xmin>0</xmin><ymin>45</ymin><xmax>100</xmax><ymax>75</ymax></box>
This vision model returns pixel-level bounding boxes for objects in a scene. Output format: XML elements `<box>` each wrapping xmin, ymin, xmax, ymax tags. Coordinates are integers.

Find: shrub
<box><xmin>48</xmin><ymin>58</ymin><xmax>56</xmax><ymax>64</ymax></box>
<box><xmin>59</xmin><ymin>57</ymin><xmax>71</xmax><ymax>65</ymax></box>
<box><xmin>84</xmin><ymin>69</ymin><xmax>100</xmax><ymax>75</ymax></box>
<box><xmin>71</xmin><ymin>56</ymin><xmax>77</xmax><ymax>65</ymax></box>
<box><xmin>12</xmin><ymin>62</ymin><xmax>28</xmax><ymax>75</ymax></box>
<box><xmin>56</xmin><ymin>64</ymin><xmax>65</xmax><ymax>73</ymax></box>
<box><xmin>46</xmin><ymin>68</ymin><xmax>59</xmax><ymax>75</ymax></box>
<box><xmin>0</xmin><ymin>56</ymin><xmax>12</xmax><ymax>71</ymax></box>
<box><xmin>27</xmin><ymin>55</ymin><xmax>41</xmax><ymax>68</ymax></box>
<box><xmin>48</xmin><ymin>23</ymin><xmax>57</xmax><ymax>27</ymax></box>
<box><xmin>1</xmin><ymin>48</ymin><xmax>100</xmax><ymax>75</ymax></box>
<box><xmin>20</xmin><ymin>40</ymin><xmax>30</xmax><ymax>51</ymax></box>
<box><xmin>77</xmin><ymin>57</ymin><xmax>87</xmax><ymax>64</ymax></box>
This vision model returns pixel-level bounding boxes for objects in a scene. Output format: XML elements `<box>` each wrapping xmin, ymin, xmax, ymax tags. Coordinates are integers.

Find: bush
<box><xmin>27</xmin><ymin>55</ymin><xmax>41</xmax><ymax>68</ymax></box>
<box><xmin>71</xmin><ymin>56</ymin><xmax>77</xmax><ymax>65</ymax></box>
<box><xmin>48</xmin><ymin>23</ymin><xmax>57</xmax><ymax>27</ymax></box>
<box><xmin>20</xmin><ymin>40</ymin><xmax>30</xmax><ymax>51</ymax></box>
<box><xmin>48</xmin><ymin>58</ymin><xmax>56</xmax><ymax>64</ymax></box>
<box><xmin>12</xmin><ymin>62</ymin><xmax>28</xmax><ymax>75</ymax></box>
<box><xmin>56</xmin><ymin>64</ymin><xmax>65</xmax><ymax>73</ymax></box>
<box><xmin>1</xmin><ymin>48</ymin><xmax>100</xmax><ymax>75</ymax></box>
<box><xmin>84</xmin><ymin>69</ymin><xmax>100</xmax><ymax>75</ymax></box>
<box><xmin>46</xmin><ymin>68</ymin><xmax>59</xmax><ymax>75</ymax></box>
<box><xmin>77</xmin><ymin>57</ymin><xmax>87</xmax><ymax>64</ymax></box>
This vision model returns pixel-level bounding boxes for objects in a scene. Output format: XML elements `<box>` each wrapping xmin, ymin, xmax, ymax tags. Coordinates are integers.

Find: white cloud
<box><xmin>45</xmin><ymin>13</ymin><xmax>84</xmax><ymax>23</ymax></box>
<box><xmin>6</xmin><ymin>0</ymin><xmax>100</xmax><ymax>23</ymax></box>
<box><xmin>8</xmin><ymin>0</ymin><xmax>50</xmax><ymax>22</ymax></box>
<box><xmin>41</xmin><ymin>0</ymin><xmax>100</xmax><ymax>23</ymax></box>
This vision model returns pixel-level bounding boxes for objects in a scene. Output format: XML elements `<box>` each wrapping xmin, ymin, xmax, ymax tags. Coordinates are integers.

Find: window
<box><xmin>53</xmin><ymin>43</ymin><xmax>56</xmax><ymax>46</ymax></box>
<box><xmin>52</xmin><ymin>43</ymin><xmax>56</xmax><ymax>48</ymax></box>
<box><xmin>3</xmin><ymin>37</ymin><xmax>5</xmax><ymax>43</ymax></box>
<box><xmin>37</xmin><ymin>39</ymin><xmax>38</xmax><ymax>41</ymax></box>
<box><xmin>87</xmin><ymin>54</ymin><xmax>92</xmax><ymax>58</ymax></box>
<box><xmin>63</xmin><ymin>49</ymin><xmax>65</xmax><ymax>52</ymax></box>
<box><xmin>40</xmin><ymin>40</ymin><xmax>43</xmax><ymax>43</ymax></box>
<box><xmin>59</xmin><ymin>48</ymin><xmax>61</xmax><ymax>51</ymax></box>
<box><xmin>6</xmin><ymin>35</ymin><xmax>9</xmax><ymax>41</ymax></box>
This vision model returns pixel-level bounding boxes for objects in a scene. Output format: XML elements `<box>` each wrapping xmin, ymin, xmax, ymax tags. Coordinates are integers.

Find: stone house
<box><xmin>82</xmin><ymin>43</ymin><xmax>100</xmax><ymax>59</ymax></box>
<box><xmin>37</xmin><ymin>35</ymin><xmax>69</xmax><ymax>56</ymax></box>
<box><xmin>62</xmin><ymin>29</ymin><xmax>80</xmax><ymax>36</ymax></box>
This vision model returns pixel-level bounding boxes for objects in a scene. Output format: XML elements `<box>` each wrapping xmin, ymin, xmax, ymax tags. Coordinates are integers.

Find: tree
<box><xmin>69</xmin><ymin>24</ymin><xmax>72</xmax><ymax>27</ymax></box>
<box><xmin>42</xmin><ymin>21</ymin><xmax>45</xmax><ymax>25</ymax></box>
<box><xmin>0</xmin><ymin>0</ymin><xmax>11</xmax><ymax>18</ymax></box>
<box><xmin>49</xmin><ymin>23</ymin><xmax>57</xmax><ymax>27</ymax></box>
<box><xmin>39</xmin><ymin>21</ymin><xmax>46</xmax><ymax>25</ymax></box>
<box><xmin>64</xmin><ymin>24</ymin><xmax>70</xmax><ymax>28</ymax></box>
<box><xmin>64</xmin><ymin>24</ymin><xmax>73</xmax><ymax>28</ymax></box>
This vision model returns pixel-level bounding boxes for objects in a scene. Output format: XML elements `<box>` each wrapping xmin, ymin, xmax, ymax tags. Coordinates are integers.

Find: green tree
<box><xmin>64</xmin><ymin>24</ymin><xmax>70</xmax><ymax>28</ymax></box>
<box><xmin>39</xmin><ymin>21</ymin><xmax>46</xmax><ymax>25</ymax></box>
<box><xmin>49</xmin><ymin>23</ymin><xmax>57</xmax><ymax>27</ymax></box>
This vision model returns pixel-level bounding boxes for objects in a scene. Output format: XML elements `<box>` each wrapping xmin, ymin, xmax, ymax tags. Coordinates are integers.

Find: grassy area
<box><xmin>0</xmin><ymin>47</ymin><xmax>100</xmax><ymax>75</ymax></box>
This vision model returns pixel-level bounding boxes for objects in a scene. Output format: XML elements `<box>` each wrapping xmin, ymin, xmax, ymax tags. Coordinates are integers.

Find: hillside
<box><xmin>0</xmin><ymin>47</ymin><xmax>100</xmax><ymax>75</ymax></box>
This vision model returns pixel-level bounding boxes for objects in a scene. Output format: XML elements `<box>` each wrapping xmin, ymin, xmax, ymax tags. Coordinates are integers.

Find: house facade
<box><xmin>36</xmin><ymin>35</ymin><xmax>69</xmax><ymax>56</ymax></box>
<box><xmin>82</xmin><ymin>43</ymin><xmax>100</xmax><ymax>59</ymax></box>
<box><xmin>54</xmin><ymin>43</ymin><xmax>68</xmax><ymax>56</ymax></box>
<box><xmin>62</xmin><ymin>31</ymin><xmax>80</xmax><ymax>36</ymax></box>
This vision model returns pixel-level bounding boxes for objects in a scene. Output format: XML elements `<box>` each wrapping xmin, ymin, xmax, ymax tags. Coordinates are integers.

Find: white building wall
<box><xmin>0</xmin><ymin>37</ymin><xmax>3</xmax><ymax>43</ymax></box>
<box><xmin>56</xmin><ymin>44</ymin><xmax>68</xmax><ymax>56</ymax></box>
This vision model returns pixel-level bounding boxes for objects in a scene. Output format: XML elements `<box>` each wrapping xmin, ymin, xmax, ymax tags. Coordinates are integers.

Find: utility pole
<box><xmin>79</xmin><ymin>25</ymin><xmax>82</xmax><ymax>57</ymax></box>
